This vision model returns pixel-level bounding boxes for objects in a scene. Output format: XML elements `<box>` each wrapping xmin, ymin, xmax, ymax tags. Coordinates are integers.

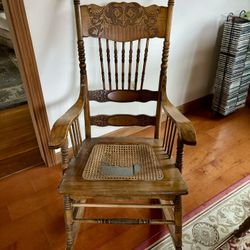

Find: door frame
<box><xmin>2</xmin><ymin>0</ymin><xmax>56</xmax><ymax>167</ymax></box>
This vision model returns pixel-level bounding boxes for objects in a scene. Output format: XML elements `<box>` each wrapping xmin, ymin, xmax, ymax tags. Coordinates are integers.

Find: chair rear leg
<box><xmin>174</xmin><ymin>195</ymin><xmax>182</xmax><ymax>249</ymax></box>
<box><xmin>64</xmin><ymin>195</ymin><xmax>74</xmax><ymax>250</ymax></box>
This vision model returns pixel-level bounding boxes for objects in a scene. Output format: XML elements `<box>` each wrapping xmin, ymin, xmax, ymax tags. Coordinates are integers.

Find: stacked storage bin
<box><xmin>212</xmin><ymin>15</ymin><xmax>250</xmax><ymax>115</ymax></box>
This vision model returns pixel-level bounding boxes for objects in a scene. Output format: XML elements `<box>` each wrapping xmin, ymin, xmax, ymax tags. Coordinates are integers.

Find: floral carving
<box><xmin>88</xmin><ymin>3</ymin><xmax>160</xmax><ymax>38</ymax></box>
<box><xmin>89</xmin><ymin>90</ymin><xmax>111</xmax><ymax>102</ymax></box>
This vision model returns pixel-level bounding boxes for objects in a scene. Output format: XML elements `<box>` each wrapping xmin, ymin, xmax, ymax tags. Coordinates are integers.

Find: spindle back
<box><xmin>73</xmin><ymin>1</ymin><xmax>175</xmax><ymax>139</ymax></box>
<box><xmin>88</xmin><ymin>39</ymin><xmax>158</xmax><ymax>92</ymax></box>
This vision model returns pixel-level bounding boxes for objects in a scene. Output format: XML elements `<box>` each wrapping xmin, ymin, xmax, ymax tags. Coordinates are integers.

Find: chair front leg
<box><xmin>64</xmin><ymin>195</ymin><xmax>74</xmax><ymax>250</ymax></box>
<box><xmin>174</xmin><ymin>195</ymin><xmax>182</xmax><ymax>250</ymax></box>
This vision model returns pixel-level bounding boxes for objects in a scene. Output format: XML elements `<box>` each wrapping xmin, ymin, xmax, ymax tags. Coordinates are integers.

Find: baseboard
<box><xmin>177</xmin><ymin>94</ymin><xmax>213</xmax><ymax>114</ymax></box>
<box><xmin>55</xmin><ymin>94</ymin><xmax>212</xmax><ymax>165</ymax></box>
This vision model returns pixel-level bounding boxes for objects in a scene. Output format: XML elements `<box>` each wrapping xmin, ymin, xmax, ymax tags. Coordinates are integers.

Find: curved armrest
<box><xmin>162</xmin><ymin>100</ymin><xmax>197</xmax><ymax>146</ymax></box>
<box><xmin>49</xmin><ymin>97</ymin><xmax>84</xmax><ymax>149</ymax></box>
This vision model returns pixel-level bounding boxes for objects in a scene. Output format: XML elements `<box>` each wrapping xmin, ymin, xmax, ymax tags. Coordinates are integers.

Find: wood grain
<box><xmin>49</xmin><ymin>97</ymin><xmax>84</xmax><ymax>149</ymax></box>
<box><xmin>90</xmin><ymin>114</ymin><xmax>156</xmax><ymax>127</ymax></box>
<box><xmin>0</xmin><ymin>104</ymin><xmax>43</xmax><ymax>178</ymax></box>
<box><xmin>88</xmin><ymin>89</ymin><xmax>158</xmax><ymax>102</ymax></box>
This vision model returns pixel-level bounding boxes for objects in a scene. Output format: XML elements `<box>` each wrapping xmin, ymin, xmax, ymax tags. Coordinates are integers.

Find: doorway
<box><xmin>1</xmin><ymin>0</ymin><xmax>56</xmax><ymax>169</ymax></box>
<box><xmin>0</xmin><ymin>4</ymin><xmax>43</xmax><ymax>178</ymax></box>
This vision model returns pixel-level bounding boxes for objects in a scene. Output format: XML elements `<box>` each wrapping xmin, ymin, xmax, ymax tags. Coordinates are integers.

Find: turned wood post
<box><xmin>155</xmin><ymin>0</ymin><xmax>175</xmax><ymax>139</ymax></box>
<box><xmin>64</xmin><ymin>195</ymin><xmax>74</xmax><ymax>249</ymax></box>
<box><xmin>176</xmin><ymin>137</ymin><xmax>184</xmax><ymax>172</ymax></box>
<box><xmin>61</xmin><ymin>141</ymin><xmax>69</xmax><ymax>173</ymax></box>
<box><xmin>73</xmin><ymin>0</ymin><xmax>91</xmax><ymax>139</ymax></box>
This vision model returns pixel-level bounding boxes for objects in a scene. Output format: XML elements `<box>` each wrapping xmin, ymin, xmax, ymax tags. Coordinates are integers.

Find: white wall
<box><xmin>24</xmin><ymin>0</ymin><xmax>250</xmax><ymax>136</ymax></box>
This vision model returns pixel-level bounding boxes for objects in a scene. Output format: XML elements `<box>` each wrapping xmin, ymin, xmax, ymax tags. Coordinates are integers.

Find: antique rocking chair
<box><xmin>49</xmin><ymin>0</ymin><xmax>196</xmax><ymax>249</ymax></box>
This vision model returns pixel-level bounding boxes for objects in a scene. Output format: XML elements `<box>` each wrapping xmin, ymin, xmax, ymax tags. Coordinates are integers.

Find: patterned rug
<box><xmin>0</xmin><ymin>44</ymin><xmax>26</xmax><ymax>110</ymax></box>
<box><xmin>136</xmin><ymin>176</ymin><xmax>250</xmax><ymax>250</ymax></box>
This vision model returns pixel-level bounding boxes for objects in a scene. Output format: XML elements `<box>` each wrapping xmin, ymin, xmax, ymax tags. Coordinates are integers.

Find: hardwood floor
<box><xmin>0</xmin><ymin>107</ymin><xmax>249</xmax><ymax>249</ymax></box>
<box><xmin>0</xmin><ymin>104</ymin><xmax>43</xmax><ymax>178</ymax></box>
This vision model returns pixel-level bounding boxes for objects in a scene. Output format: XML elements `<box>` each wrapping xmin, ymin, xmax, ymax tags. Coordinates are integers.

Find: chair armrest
<box><xmin>162</xmin><ymin>100</ymin><xmax>196</xmax><ymax>146</ymax></box>
<box><xmin>49</xmin><ymin>97</ymin><xmax>84</xmax><ymax>149</ymax></box>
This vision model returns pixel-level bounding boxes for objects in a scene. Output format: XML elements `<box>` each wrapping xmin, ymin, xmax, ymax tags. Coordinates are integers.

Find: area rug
<box><xmin>0</xmin><ymin>44</ymin><xmax>26</xmax><ymax>110</ymax></box>
<box><xmin>136</xmin><ymin>175</ymin><xmax>250</xmax><ymax>250</ymax></box>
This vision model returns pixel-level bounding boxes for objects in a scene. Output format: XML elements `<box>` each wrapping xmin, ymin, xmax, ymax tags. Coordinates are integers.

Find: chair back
<box><xmin>73</xmin><ymin>0</ymin><xmax>175</xmax><ymax>138</ymax></box>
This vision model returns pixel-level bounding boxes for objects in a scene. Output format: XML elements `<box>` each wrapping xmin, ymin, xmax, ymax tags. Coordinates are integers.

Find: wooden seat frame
<box><xmin>49</xmin><ymin>1</ymin><xmax>196</xmax><ymax>249</ymax></box>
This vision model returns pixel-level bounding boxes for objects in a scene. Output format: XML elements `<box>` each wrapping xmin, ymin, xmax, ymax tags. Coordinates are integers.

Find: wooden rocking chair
<box><xmin>49</xmin><ymin>0</ymin><xmax>196</xmax><ymax>249</ymax></box>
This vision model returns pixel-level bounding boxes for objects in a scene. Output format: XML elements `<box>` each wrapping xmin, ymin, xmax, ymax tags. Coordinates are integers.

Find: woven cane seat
<box><xmin>82</xmin><ymin>144</ymin><xmax>164</xmax><ymax>181</ymax></box>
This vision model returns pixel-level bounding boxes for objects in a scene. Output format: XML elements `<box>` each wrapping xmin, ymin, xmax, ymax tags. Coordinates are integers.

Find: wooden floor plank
<box><xmin>0</xmin><ymin>104</ymin><xmax>43</xmax><ymax>178</ymax></box>
<box><xmin>0</xmin><ymin>107</ymin><xmax>249</xmax><ymax>249</ymax></box>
